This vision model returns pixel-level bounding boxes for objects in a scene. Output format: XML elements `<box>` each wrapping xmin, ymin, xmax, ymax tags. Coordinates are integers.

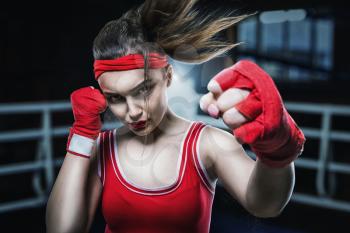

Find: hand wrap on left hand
<box><xmin>212</xmin><ymin>60</ymin><xmax>306</xmax><ymax>168</ymax></box>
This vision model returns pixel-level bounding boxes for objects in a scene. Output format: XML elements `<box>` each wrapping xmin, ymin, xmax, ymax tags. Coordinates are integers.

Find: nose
<box><xmin>127</xmin><ymin>99</ymin><xmax>143</xmax><ymax>121</ymax></box>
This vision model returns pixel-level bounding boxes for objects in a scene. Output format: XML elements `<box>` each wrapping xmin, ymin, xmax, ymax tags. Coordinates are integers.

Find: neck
<box><xmin>137</xmin><ymin>107</ymin><xmax>185</xmax><ymax>145</ymax></box>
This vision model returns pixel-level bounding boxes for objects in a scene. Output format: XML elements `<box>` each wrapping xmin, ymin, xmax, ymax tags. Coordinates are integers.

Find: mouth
<box><xmin>129</xmin><ymin>120</ymin><xmax>147</xmax><ymax>130</ymax></box>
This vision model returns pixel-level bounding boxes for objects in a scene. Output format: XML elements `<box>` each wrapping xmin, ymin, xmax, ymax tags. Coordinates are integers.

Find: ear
<box><xmin>166</xmin><ymin>65</ymin><xmax>173</xmax><ymax>87</ymax></box>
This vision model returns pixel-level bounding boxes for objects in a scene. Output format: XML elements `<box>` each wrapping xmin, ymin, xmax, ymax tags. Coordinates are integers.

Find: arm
<box><xmin>46</xmin><ymin>150</ymin><xmax>102</xmax><ymax>233</ymax></box>
<box><xmin>246</xmin><ymin>159</ymin><xmax>295</xmax><ymax>217</ymax></box>
<box><xmin>46</xmin><ymin>86</ymin><xmax>107</xmax><ymax>233</ymax></box>
<box><xmin>203</xmin><ymin>126</ymin><xmax>295</xmax><ymax>218</ymax></box>
<box><xmin>200</xmin><ymin>60</ymin><xmax>305</xmax><ymax>217</ymax></box>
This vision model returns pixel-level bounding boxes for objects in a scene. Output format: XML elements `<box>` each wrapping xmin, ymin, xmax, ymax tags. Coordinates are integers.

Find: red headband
<box><xmin>93</xmin><ymin>52</ymin><xmax>168</xmax><ymax>80</ymax></box>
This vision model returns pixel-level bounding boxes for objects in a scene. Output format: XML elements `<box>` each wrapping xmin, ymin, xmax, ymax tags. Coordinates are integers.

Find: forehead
<box><xmin>98</xmin><ymin>68</ymin><xmax>163</xmax><ymax>94</ymax></box>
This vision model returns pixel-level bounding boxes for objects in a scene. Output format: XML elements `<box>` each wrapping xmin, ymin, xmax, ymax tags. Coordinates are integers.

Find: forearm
<box><xmin>245</xmin><ymin>158</ymin><xmax>295</xmax><ymax>218</ymax></box>
<box><xmin>46</xmin><ymin>153</ymin><xmax>91</xmax><ymax>233</ymax></box>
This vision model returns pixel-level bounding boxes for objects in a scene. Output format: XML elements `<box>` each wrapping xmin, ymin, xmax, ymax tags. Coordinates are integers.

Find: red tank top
<box><xmin>97</xmin><ymin>121</ymin><xmax>217</xmax><ymax>233</ymax></box>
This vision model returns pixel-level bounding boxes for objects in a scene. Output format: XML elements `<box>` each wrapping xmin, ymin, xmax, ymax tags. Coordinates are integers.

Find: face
<box><xmin>98</xmin><ymin>65</ymin><xmax>172</xmax><ymax>137</ymax></box>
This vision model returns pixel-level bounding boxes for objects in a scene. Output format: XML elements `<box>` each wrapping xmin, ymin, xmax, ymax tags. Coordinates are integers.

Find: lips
<box><xmin>129</xmin><ymin>120</ymin><xmax>147</xmax><ymax>129</ymax></box>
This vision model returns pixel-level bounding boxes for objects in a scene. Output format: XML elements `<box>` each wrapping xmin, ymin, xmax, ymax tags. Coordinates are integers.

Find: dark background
<box><xmin>1</xmin><ymin>0</ymin><xmax>349</xmax><ymax>232</ymax></box>
<box><xmin>1</xmin><ymin>0</ymin><xmax>350</xmax><ymax>104</ymax></box>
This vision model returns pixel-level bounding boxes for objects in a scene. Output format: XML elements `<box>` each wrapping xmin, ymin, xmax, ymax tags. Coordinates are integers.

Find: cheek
<box><xmin>147</xmin><ymin>88</ymin><xmax>167</xmax><ymax>111</ymax></box>
<box><xmin>108</xmin><ymin>104</ymin><xmax>126</xmax><ymax>119</ymax></box>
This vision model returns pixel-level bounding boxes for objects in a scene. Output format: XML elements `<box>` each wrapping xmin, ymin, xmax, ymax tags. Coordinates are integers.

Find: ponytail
<box><xmin>93</xmin><ymin>0</ymin><xmax>254</xmax><ymax>64</ymax></box>
<box><xmin>140</xmin><ymin>0</ymin><xmax>253</xmax><ymax>63</ymax></box>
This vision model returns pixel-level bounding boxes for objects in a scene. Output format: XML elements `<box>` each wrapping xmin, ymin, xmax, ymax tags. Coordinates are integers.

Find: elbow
<box><xmin>245</xmin><ymin>193</ymin><xmax>291</xmax><ymax>219</ymax></box>
<box><xmin>46</xmin><ymin>221</ymin><xmax>87</xmax><ymax>233</ymax></box>
<box><xmin>46</xmin><ymin>203</ymin><xmax>87</xmax><ymax>233</ymax></box>
<box><xmin>245</xmin><ymin>199</ymin><xmax>286</xmax><ymax>218</ymax></box>
<box><xmin>250</xmin><ymin>208</ymin><xmax>283</xmax><ymax>218</ymax></box>
<box><xmin>248</xmin><ymin>205</ymin><xmax>285</xmax><ymax>218</ymax></box>
<box><xmin>46</xmin><ymin>220</ymin><xmax>87</xmax><ymax>233</ymax></box>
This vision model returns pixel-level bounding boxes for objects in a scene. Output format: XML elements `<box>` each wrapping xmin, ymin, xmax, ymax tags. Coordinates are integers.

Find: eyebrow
<box><xmin>103</xmin><ymin>79</ymin><xmax>152</xmax><ymax>96</ymax></box>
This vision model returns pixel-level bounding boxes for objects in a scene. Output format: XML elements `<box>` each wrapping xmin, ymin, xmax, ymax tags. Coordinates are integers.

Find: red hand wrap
<box><xmin>66</xmin><ymin>87</ymin><xmax>107</xmax><ymax>158</ymax></box>
<box><xmin>212</xmin><ymin>60</ymin><xmax>306</xmax><ymax>167</ymax></box>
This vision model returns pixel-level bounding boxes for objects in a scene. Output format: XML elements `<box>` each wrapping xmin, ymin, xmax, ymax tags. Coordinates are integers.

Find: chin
<box><xmin>130</xmin><ymin>122</ymin><xmax>153</xmax><ymax>136</ymax></box>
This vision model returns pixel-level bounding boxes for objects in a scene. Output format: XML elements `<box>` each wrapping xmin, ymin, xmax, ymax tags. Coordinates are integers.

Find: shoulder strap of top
<box><xmin>97</xmin><ymin>130</ymin><xmax>112</xmax><ymax>187</ymax></box>
<box><xmin>191</xmin><ymin>121</ymin><xmax>217</xmax><ymax>194</ymax></box>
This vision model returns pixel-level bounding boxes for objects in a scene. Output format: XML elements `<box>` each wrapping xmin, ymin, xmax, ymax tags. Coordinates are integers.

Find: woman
<box><xmin>46</xmin><ymin>1</ymin><xmax>306</xmax><ymax>233</ymax></box>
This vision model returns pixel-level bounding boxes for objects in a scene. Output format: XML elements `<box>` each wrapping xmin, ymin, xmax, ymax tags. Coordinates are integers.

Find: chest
<box><xmin>116</xmin><ymin>135</ymin><xmax>187</xmax><ymax>188</ymax></box>
<box><xmin>113</xmin><ymin>124</ymin><xmax>217</xmax><ymax>190</ymax></box>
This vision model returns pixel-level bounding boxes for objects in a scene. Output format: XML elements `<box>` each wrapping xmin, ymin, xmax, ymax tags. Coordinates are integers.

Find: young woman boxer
<box><xmin>46</xmin><ymin>1</ymin><xmax>305</xmax><ymax>232</ymax></box>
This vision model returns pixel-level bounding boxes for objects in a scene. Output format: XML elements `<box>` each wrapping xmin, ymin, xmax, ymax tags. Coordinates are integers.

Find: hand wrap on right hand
<box><xmin>66</xmin><ymin>86</ymin><xmax>107</xmax><ymax>158</ymax></box>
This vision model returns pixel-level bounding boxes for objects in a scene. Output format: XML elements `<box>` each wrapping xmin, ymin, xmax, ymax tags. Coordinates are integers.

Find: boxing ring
<box><xmin>0</xmin><ymin>101</ymin><xmax>350</xmax><ymax>213</ymax></box>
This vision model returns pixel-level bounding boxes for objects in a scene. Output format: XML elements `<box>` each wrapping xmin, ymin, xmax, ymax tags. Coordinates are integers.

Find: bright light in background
<box><xmin>165</xmin><ymin>56</ymin><xmax>233</xmax><ymax>120</ymax></box>
<box><xmin>259</xmin><ymin>9</ymin><xmax>307</xmax><ymax>24</ymax></box>
<box><xmin>167</xmin><ymin>57</ymin><xmax>200</xmax><ymax>119</ymax></box>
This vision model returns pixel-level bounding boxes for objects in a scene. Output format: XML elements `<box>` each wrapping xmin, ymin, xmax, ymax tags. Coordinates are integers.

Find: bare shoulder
<box><xmin>198</xmin><ymin>124</ymin><xmax>244</xmax><ymax>178</ymax></box>
<box><xmin>200</xmin><ymin>125</ymin><xmax>243</xmax><ymax>160</ymax></box>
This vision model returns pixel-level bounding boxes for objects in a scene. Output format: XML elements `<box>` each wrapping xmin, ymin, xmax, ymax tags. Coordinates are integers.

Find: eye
<box><xmin>136</xmin><ymin>85</ymin><xmax>153</xmax><ymax>96</ymax></box>
<box><xmin>107</xmin><ymin>95</ymin><xmax>124</xmax><ymax>103</ymax></box>
<box><xmin>138</xmin><ymin>88</ymin><xmax>148</xmax><ymax>95</ymax></box>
